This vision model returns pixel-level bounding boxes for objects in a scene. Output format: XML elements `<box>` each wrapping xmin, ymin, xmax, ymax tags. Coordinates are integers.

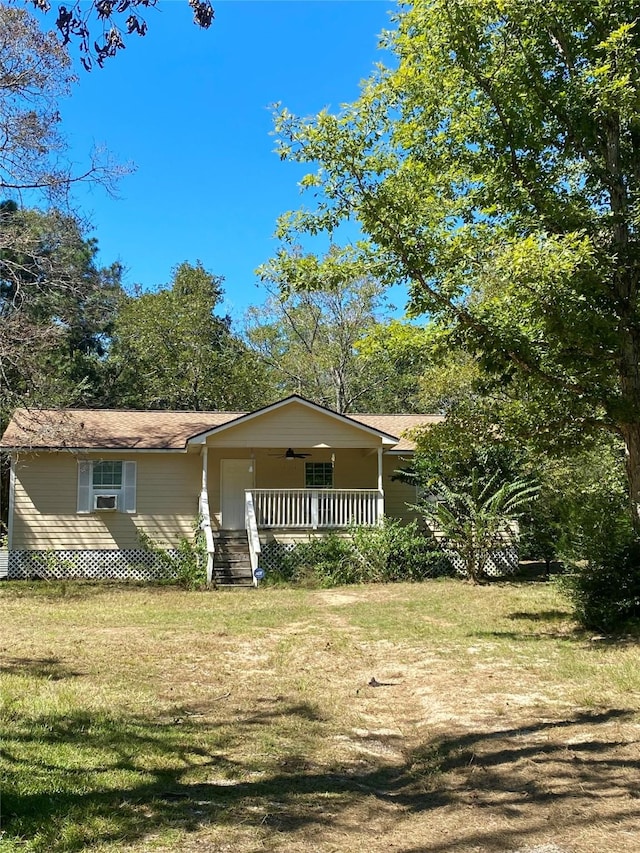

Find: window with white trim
<box><xmin>93</xmin><ymin>461</ymin><xmax>123</xmax><ymax>490</ymax></box>
<box><xmin>305</xmin><ymin>461</ymin><xmax>333</xmax><ymax>488</ymax></box>
<box><xmin>77</xmin><ymin>460</ymin><xmax>137</xmax><ymax>514</ymax></box>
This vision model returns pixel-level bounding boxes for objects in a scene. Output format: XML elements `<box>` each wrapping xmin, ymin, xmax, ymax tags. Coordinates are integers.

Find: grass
<box><xmin>0</xmin><ymin>578</ymin><xmax>638</xmax><ymax>853</ymax></box>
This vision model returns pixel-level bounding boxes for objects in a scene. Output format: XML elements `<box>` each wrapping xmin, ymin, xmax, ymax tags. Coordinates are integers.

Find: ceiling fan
<box><xmin>269</xmin><ymin>448</ymin><xmax>312</xmax><ymax>460</ymax></box>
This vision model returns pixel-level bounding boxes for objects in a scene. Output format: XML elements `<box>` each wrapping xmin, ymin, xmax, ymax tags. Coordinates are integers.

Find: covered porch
<box><xmin>187</xmin><ymin>396</ymin><xmax>416</xmax><ymax>585</ymax></box>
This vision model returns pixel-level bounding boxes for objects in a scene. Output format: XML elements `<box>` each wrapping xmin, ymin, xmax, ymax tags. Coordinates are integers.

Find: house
<box><xmin>0</xmin><ymin>395</ymin><xmax>442</xmax><ymax>584</ymax></box>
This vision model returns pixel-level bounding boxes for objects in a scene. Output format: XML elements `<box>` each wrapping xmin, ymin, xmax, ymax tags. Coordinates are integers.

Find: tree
<box><xmin>421</xmin><ymin>471</ymin><xmax>538</xmax><ymax>584</ymax></box>
<box><xmin>0</xmin><ymin>5</ymin><xmax>120</xmax><ymax>200</ymax></box>
<box><xmin>0</xmin><ymin>203</ymin><xmax>124</xmax><ymax>418</ymax></box>
<box><xmin>247</xmin><ymin>261</ymin><xmax>393</xmax><ymax>413</ymax></box>
<box><xmin>22</xmin><ymin>0</ymin><xmax>214</xmax><ymax>70</ymax></box>
<box><xmin>108</xmin><ymin>262</ymin><xmax>268</xmax><ymax>411</ymax></box>
<box><xmin>268</xmin><ymin>1</ymin><xmax>640</xmax><ymax>529</ymax></box>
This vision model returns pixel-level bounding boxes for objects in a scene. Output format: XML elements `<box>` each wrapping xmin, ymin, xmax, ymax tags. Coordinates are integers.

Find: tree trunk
<box><xmin>621</xmin><ymin>423</ymin><xmax>640</xmax><ymax>533</ymax></box>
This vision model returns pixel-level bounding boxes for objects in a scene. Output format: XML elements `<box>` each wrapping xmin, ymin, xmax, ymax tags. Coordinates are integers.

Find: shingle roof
<box><xmin>351</xmin><ymin>414</ymin><xmax>444</xmax><ymax>451</ymax></box>
<box><xmin>0</xmin><ymin>406</ymin><xmax>443</xmax><ymax>451</ymax></box>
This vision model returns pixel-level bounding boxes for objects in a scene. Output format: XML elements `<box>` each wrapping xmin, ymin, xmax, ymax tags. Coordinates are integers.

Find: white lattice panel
<box><xmin>259</xmin><ymin>541</ymin><xmax>295</xmax><ymax>572</ymax></box>
<box><xmin>7</xmin><ymin>550</ymin><xmax>180</xmax><ymax>581</ymax></box>
<box><xmin>443</xmin><ymin>547</ymin><xmax>518</xmax><ymax>578</ymax></box>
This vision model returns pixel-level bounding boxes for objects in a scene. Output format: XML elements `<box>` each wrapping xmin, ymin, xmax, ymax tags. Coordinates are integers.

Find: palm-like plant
<box><xmin>421</xmin><ymin>470</ymin><xmax>539</xmax><ymax>583</ymax></box>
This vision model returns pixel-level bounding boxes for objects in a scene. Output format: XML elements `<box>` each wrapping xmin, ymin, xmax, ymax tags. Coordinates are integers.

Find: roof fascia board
<box><xmin>6</xmin><ymin>446</ymin><xmax>189</xmax><ymax>454</ymax></box>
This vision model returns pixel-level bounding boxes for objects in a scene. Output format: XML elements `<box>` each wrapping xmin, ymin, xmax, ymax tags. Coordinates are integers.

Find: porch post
<box><xmin>377</xmin><ymin>447</ymin><xmax>384</xmax><ymax>523</ymax></box>
<box><xmin>8</xmin><ymin>453</ymin><xmax>16</xmax><ymax>549</ymax></box>
<box><xmin>200</xmin><ymin>447</ymin><xmax>214</xmax><ymax>587</ymax></box>
<box><xmin>201</xmin><ymin>446</ymin><xmax>208</xmax><ymax>492</ymax></box>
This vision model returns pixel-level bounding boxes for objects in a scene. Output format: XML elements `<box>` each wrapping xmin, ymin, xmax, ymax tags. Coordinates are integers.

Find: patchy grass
<box><xmin>0</xmin><ymin>579</ymin><xmax>639</xmax><ymax>853</ymax></box>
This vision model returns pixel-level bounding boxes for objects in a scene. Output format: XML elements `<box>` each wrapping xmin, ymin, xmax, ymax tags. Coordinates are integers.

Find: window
<box><xmin>77</xmin><ymin>460</ymin><xmax>136</xmax><ymax>514</ymax></box>
<box><xmin>305</xmin><ymin>461</ymin><xmax>333</xmax><ymax>488</ymax></box>
<box><xmin>92</xmin><ymin>461</ymin><xmax>123</xmax><ymax>489</ymax></box>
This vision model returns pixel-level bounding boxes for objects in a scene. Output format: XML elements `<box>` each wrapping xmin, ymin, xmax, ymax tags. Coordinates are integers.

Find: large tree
<box><xmin>269</xmin><ymin>0</ymin><xmax>640</xmax><ymax>527</ymax></box>
<box><xmin>109</xmin><ymin>262</ymin><xmax>268</xmax><ymax>411</ymax></box>
<box><xmin>247</xmin><ymin>261</ymin><xmax>394</xmax><ymax>413</ymax></box>
<box><xmin>0</xmin><ymin>4</ymin><xmax>119</xmax><ymax>200</ymax></box>
<box><xmin>0</xmin><ymin>202</ymin><xmax>124</xmax><ymax>417</ymax></box>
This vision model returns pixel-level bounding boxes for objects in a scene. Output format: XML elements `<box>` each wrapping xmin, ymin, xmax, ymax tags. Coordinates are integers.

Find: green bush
<box><xmin>263</xmin><ymin>520</ymin><xmax>450</xmax><ymax>588</ymax></box>
<box><xmin>351</xmin><ymin>519</ymin><xmax>450</xmax><ymax>582</ymax></box>
<box><xmin>561</xmin><ymin>538</ymin><xmax>640</xmax><ymax>632</ymax></box>
<box><xmin>138</xmin><ymin>525</ymin><xmax>207</xmax><ymax>590</ymax></box>
<box><xmin>267</xmin><ymin>533</ymin><xmax>357</xmax><ymax>588</ymax></box>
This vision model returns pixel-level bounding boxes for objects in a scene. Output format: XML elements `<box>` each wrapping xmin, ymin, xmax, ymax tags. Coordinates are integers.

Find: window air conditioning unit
<box><xmin>94</xmin><ymin>494</ymin><xmax>118</xmax><ymax>511</ymax></box>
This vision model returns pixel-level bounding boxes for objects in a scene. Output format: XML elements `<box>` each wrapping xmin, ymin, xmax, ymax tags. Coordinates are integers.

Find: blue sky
<box><xmin>58</xmin><ymin>0</ymin><xmax>400</xmax><ymax>324</ymax></box>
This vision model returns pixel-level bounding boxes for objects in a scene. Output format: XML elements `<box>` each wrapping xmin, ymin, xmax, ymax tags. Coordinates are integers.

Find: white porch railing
<box><xmin>249</xmin><ymin>489</ymin><xmax>382</xmax><ymax>529</ymax></box>
<box><xmin>199</xmin><ymin>489</ymin><xmax>215</xmax><ymax>586</ymax></box>
<box><xmin>244</xmin><ymin>491</ymin><xmax>262</xmax><ymax>587</ymax></box>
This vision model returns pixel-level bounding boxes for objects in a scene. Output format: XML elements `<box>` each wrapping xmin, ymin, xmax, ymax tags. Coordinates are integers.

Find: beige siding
<box><xmin>383</xmin><ymin>456</ymin><xmax>420</xmax><ymax>523</ymax></box>
<box><xmin>12</xmin><ymin>451</ymin><xmax>202</xmax><ymax>550</ymax></box>
<box><xmin>204</xmin><ymin>447</ymin><xmax>381</xmax><ymax>523</ymax></box>
<box><xmin>206</xmin><ymin>401</ymin><xmax>383</xmax><ymax>449</ymax></box>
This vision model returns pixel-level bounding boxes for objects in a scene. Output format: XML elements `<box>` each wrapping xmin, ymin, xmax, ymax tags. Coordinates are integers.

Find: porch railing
<box><xmin>249</xmin><ymin>489</ymin><xmax>382</xmax><ymax>529</ymax></box>
<box><xmin>244</xmin><ymin>491</ymin><xmax>262</xmax><ymax>586</ymax></box>
<box><xmin>198</xmin><ymin>489</ymin><xmax>215</xmax><ymax>586</ymax></box>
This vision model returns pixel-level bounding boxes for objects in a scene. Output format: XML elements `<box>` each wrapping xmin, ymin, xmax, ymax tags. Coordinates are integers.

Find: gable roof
<box><xmin>0</xmin><ymin>396</ymin><xmax>443</xmax><ymax>452</ymax></box>
<box><xmin>185</xmin><ymin>395</ymin><xmax>403</xmax><ymax>446</ymax></box>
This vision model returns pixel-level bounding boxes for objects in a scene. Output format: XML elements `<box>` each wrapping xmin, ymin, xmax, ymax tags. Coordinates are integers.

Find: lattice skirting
<box><xmin>7</xmin><ymin>550</ymin><xmax>180</xmax><ymax>582</ymax></box>
<box><xmin>259</xmin><ymin>540</ymin><xmax>297</xmax><ymax>573</ymax></box>
<box><xmin>443</xmin><ymin>546</ymin><xmax>519</xmax><ymax>578</ymax></box>
<box><xmin>259</xmin><ymin>539</ymin><xmax>517</xmax><ymax>578</ymax></box>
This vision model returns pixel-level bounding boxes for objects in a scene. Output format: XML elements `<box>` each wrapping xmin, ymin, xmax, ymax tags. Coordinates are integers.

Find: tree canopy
<box><xmin>0</xmin><ymin>203</ymin><xmax>124</xmax><ymax>417</ymax></box>
<box><xmin>269</xmin><ymin>0</ymin><xmax>640</xmax><ymax>525</ymax></box>
<box><xmin>109</xmin><ymin>262</ymin><xmax>268</xmax><ymax>411</ymax></box>
<box><xmin>22</xmin><ymin>0</ymin><xmax>214</xmax><ymax>70</ymax></box>
<box><xmin>246</xmin><ymin>271</ymin><xmax>397</xmax><ymax>414</ymax></box>
<box><xmin>0</xmin><ymin>5</ymin><xmax>121</xmax><ymax>201</ymax></box>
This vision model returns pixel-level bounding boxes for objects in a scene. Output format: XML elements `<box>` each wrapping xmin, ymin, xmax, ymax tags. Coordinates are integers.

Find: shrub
<box><xmin>351</xmin><ymin>519</ymin><xmax>450</xmax><ymax>582</ymax></box>
<box><xmin>263</xmin><ymin>520</ymin><xmax>449</xmax><ymax>588</ymax></box>
<box><xmin>137</xmin><ymin>524</ymin><xmax>207</xmax><ymax>590</ymax></box>
<box><xmin>561</xmin><ymin>538</ymin><xmax>640</xmax><ymax>632</ymax></box>
<box><xmin>267</xmin><ymin>533</ymin><xmax>356</xmax><ymax>588</ymax></box>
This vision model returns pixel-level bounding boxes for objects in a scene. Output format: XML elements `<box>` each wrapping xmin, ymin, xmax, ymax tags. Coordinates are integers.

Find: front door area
<box><xmin>220</xmin><ymin>459</ymin><xmax>254</xmax><ymax>529</ymax></box>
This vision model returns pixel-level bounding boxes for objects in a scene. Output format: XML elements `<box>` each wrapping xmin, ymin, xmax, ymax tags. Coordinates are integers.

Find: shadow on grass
<box><xmin>507</xmin><ymin>609</ymin><xmax>572</xmax><ymax>622</ymax></box>
<box><xmin>1</xmin><ymin>703</ymin><xmax>638</xmax><ymax>852</ymax></box>
<box><xmin>0</xmin><ymin>656</ymin><xmax>83</xmax><ymax>680</ymax></box>
<box><xmin>472</xmin><ymin>628</ymin><xmax>583</xmax><ymax>642</ymax></box>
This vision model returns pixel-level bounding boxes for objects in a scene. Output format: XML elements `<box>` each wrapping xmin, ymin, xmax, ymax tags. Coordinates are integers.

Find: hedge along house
<box><xmin>0</xmin><ymin>396</ymin><xmax>441</xmax><ymax>584</ymax></box>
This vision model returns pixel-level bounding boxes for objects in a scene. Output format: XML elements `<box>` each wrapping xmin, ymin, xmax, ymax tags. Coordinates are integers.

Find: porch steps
<box><xmin>213</xmin><ymin>533</ymin><xmax>254</xmax><ymax>587</ymax></box>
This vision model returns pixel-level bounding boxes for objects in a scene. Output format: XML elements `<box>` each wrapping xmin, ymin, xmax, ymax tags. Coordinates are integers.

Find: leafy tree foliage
<box><xmin>246</xmin><ymin>269</ymin><xmax>393</xmax><ymax>413</ymax></box>
<box><xmin>23</xmin><ymin>0</ymin><xmax>214</xmax><ymax>70</ymax></box>
<box><xmin>109</xmin><ymin>262</ymin><xmax>268</xmax><ymax>410</ymax></box>
<box><xmin>0</xmin><ymin>202</ymin><xmax>124</xmax><ymax>418</ymax></box>
<box><xmin>408</xmin><ymin>391</ymin><xmax>630</xmax><ymax>572</ymax></box>
<box><xmin>356</xmin><ymin>320</ymin><xmax>462</xmax><ymax>413</ymax></box>
<box><xmin>269</xmin><ymin>0</ymin><xmax>640</xmax><ymax>527</ymax></box>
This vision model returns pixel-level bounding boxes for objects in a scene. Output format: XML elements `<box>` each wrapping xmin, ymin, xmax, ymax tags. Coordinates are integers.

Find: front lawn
<box><xmin>0</xmin><ymin>579</ymin><xmax>638</xmax><ymax>853</ymax></box>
